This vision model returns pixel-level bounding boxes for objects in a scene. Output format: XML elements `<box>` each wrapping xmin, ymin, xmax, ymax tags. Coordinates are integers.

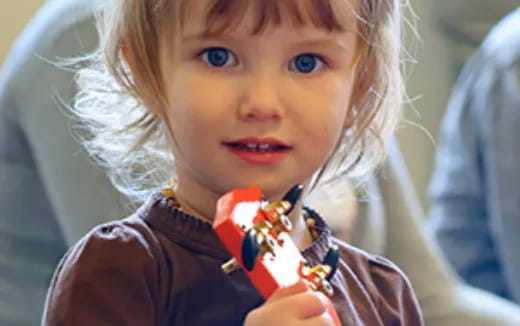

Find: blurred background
<box><xmin>0</xmin><ymin>0</ymin><xmax>516</xmax><ymax>210</ymax></box>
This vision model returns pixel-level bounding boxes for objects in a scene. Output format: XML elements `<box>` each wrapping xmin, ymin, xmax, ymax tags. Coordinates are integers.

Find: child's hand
<box><xmin>244</xmin><ymin>280</ymin><xmax>335</xmax><ymax>326</ymax></box>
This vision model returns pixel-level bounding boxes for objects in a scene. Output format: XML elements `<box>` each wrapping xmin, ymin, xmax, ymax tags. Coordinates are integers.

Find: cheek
<box><xmin>298</xmin><ymin>76</ymin><xmax>353</xmax><ymax>156</ymax></box>
<box><xmin>298</xmin><ymin>76</ymin><xmax>353</xmax><ymax>129</ymax></box>
<box><xmin>164</xmin><ymin>71</ymin><xmax>236</xmax><ymax>127</ymax></box>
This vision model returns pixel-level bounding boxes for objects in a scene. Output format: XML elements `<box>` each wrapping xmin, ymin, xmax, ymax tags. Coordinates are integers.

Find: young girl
<box><xmin>43</xmin><ymin>0</ymin><xmax>423</xmax><ymax>325</ymax></box>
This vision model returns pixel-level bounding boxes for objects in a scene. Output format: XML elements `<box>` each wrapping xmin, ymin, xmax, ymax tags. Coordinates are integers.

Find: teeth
<box><xmin>230</xmin><ymin>142</ymin><xmax>286</xmax><ymax>151</ymax></box>
<box><xmin>238</xmin><ymin>143</ymin><xmax>280</xmax><ymax>151</ymax></box>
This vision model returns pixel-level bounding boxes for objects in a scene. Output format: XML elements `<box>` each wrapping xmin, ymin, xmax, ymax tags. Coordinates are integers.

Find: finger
<box><xmin>302</xmin><ymin>311</ymin><xmax>334</xmax><ymax>326</ymax></box>
<box><xmin>245</xmin><ymin>291</ymin><xmax>332</xmax><ymax>326</ymax></box>
<box><xmin>266</xmin><ymin>280</ymin><xmax>309</xmax><ymax>303</ymax></box>
<box><xmin>291</xmin><ymin>291</ymin><xmax>330</xmax><ymax>320</ymax></box>
<box><xmin>269</xmin><ymin>291</ymin><xmax>330</xmax><ymax>320</ymax></box>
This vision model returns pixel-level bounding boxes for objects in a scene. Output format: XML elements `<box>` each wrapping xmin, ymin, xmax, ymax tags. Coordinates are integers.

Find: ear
<box><xmin>344</xmin><ymin>55</ymin><xmax>377</xmax><ymax>129</ymax></box>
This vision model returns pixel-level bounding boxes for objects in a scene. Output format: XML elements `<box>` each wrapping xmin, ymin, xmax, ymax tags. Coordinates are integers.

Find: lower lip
<box><xmin>225</xmin><ymin>146</ymin><xmax>289</xmax><ymax>165</ymax></box>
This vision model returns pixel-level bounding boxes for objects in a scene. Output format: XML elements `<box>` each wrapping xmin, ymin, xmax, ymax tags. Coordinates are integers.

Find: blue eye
<box><xmin>201</xmin><ymin>47</ymin><xmax>237</xmax><ymax>67</ymax></box>
<box><xmin>290</xmin><ymin>54</ymin><xmax>325</xmax><ymax>74</ymax></box>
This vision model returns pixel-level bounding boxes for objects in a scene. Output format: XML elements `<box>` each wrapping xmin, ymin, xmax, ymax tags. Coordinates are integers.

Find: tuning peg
<box><xmin>264</xmin><ymin>200</ymin><xmax>292</xmax><ymax>219</ymax></box>
<box><xmin>239</xmin><ymin>186</ymin><xmax>303</xmax><ymax>272</ymax></box>
<box><xmin>302</xmin><ymin>264</ymin><xmax>334</xmax><ymax>297</ymax></box>
<box><xmin>241</xmin><ymin>222</ymin><xmax>277</xmax><ymax>271</ymax></box>
<box><xmin>323</xmin><ymin>246</ymin><xmax>339</xmax><ymax>281</ymax></box>
<box><xmin>263</xmin><ymin>204</ymin><xmax>292</xmax><ymax>238</ymax></box>
<box><xmin>281</xmin><ymin>184</ymin><xmax>304</xmax><ymax>215</ymax></box>
<box><xmin>242</xmin><ymin>228</ymin><xmax>261</xmax><ymax>271</ymax></box>
<box><xmin>301</xmin><ymin>247</ymin><xmax>339</xmax><ymax>298</ymax></box>
<box><xmin>260</xmin><ymin>184</ymin><xmax>302</xmax><ymax>237</ymax></box>
<box><xmin>318</xmin><ymin>280</ymin><xmax>334</xmax><ymax>298</ymax></box>
<box><xmin>221</xmin><ymin>258</ymin><xmax>240</xmax><ymax>275</ymax></box>
<box><xmin>319</xmin><ymin>279</ymin><xmax>334</xmax><ymax>298</ymax></box>
<box><xmin>272</xmin><ymin>213</ymin><xmax>292</xmax><ymax>237</ymax></box>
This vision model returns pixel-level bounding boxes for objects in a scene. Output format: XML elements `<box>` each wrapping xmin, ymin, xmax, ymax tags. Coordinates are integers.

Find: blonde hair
<box><xmin>73</xmin><ymin>0</ymin><xmax>411</xmax><ymax>204</ymax></box>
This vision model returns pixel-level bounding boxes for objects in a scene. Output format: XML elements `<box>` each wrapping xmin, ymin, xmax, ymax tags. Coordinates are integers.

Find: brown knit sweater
<box><xmin>43</xmin><ymin>193</ymin><xmax>424</xmax><ymax>325</ymax></box>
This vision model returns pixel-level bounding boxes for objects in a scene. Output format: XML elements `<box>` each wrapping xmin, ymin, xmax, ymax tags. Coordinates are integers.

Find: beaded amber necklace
<box><xmin>160</xmin><ymin>181</ymin><xmax>320</xmax><ymax>241</ymax></box>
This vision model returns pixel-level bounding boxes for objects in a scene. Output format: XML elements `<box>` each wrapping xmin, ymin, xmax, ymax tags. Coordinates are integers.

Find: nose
<box><xmin>238</xmin><ymin>74</ymin><xmax>285</xmax><ymax>121</ymax></box>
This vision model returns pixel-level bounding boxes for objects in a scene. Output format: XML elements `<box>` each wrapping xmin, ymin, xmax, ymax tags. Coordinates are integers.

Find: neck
<box><xmin>287</xmin><ymin>205</ymin><xmax>315</xmax><ymax>251</ymax></box>
<box><xmin>174</xmin><ymin>180</ymin><xmax>219</xmax><ymax>224</ymax></box>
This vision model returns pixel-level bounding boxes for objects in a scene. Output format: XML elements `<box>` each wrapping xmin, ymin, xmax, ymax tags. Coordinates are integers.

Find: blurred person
<box><xmin>312</xmin><ymin>139</ymin><xmax>520</xmax><ymax>326</ymax></box>
<box><xmin>429</xmin><ymin>7</ymin><xmax>520</xmax><ymax>304</ymax></box>
<box><xmin>0</xmin><ymin>0</ymin><xmax>128</xmax><ymax>323</ymax></box>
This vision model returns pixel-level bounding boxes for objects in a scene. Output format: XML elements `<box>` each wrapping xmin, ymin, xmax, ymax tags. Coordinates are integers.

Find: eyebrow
<box><xmin>289</xmin><ymin>39</ymin><xmax>351</xmax><ymax>52</ymax></box>
<box><xmin>182</xmin><ymin>33</ymin><xmax>352</xmax><ymax>51</ymax></box>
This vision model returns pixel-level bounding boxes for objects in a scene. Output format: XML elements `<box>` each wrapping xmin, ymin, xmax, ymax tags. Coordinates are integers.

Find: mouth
<box><xmin>223</xmin><ymin>138</ymin><xmax>292</xmax><ymax>164</ymax></box>
<box><xmin>223</xmin><ymin>138</ymin><xmax>292</xmax><ymax>152</ymax></box>
<box><xmin>223</xmin><ymin>142</ymin><xmax>290</xmax><ymax>152</ymax></box>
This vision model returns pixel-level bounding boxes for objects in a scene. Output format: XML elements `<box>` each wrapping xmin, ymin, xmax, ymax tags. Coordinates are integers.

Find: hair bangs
<box><xmin>186</xmin><ymin>0</ymin><xmax>347</xmax><ymax>37</ymax></box>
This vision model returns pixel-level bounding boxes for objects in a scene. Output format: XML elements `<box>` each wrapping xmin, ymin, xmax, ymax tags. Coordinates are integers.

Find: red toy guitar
<box><xmin>213</xmin><ymin>185</ymin><xmax>341</xmax><ymax>325</ymax></box>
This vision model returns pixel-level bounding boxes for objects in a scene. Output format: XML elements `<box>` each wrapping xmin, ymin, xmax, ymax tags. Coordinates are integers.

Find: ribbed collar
<box><xmin>137</xmin><ymin>192</ymin><xmax>334</xmax><ymax>265</ymax></box>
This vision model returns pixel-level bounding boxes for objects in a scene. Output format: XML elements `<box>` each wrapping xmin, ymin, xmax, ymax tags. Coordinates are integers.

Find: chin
<box><xmin>214</xmin><ymin>171</ymin><xmax>310</xmax><ymax>202</ymax></box>
<box><xmin>255</xmin><ymin>182</ymin><xmax>306</xmax><ymax>203</ymax></box>
<box><xmin>217</xmin><ymin>180</ymin><xmax>285</xmax><ymax>201</ymax></box>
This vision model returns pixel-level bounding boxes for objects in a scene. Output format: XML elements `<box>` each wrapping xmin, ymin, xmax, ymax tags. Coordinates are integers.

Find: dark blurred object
<box><xmin>429</xmin><ymin>6</ymin><xmax>520</xmax><ymax>305</ymax></box>
<box><xmin>0</xmin><ymin>0</ymin><xmax>128</xmax><ymax>324</ymax></box>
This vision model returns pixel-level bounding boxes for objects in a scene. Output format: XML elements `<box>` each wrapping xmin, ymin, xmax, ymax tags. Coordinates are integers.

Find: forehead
<box><xmin>177</xmin><ymin>0</ymin><xmax>358</xmax><ymax>37</ymax></box>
